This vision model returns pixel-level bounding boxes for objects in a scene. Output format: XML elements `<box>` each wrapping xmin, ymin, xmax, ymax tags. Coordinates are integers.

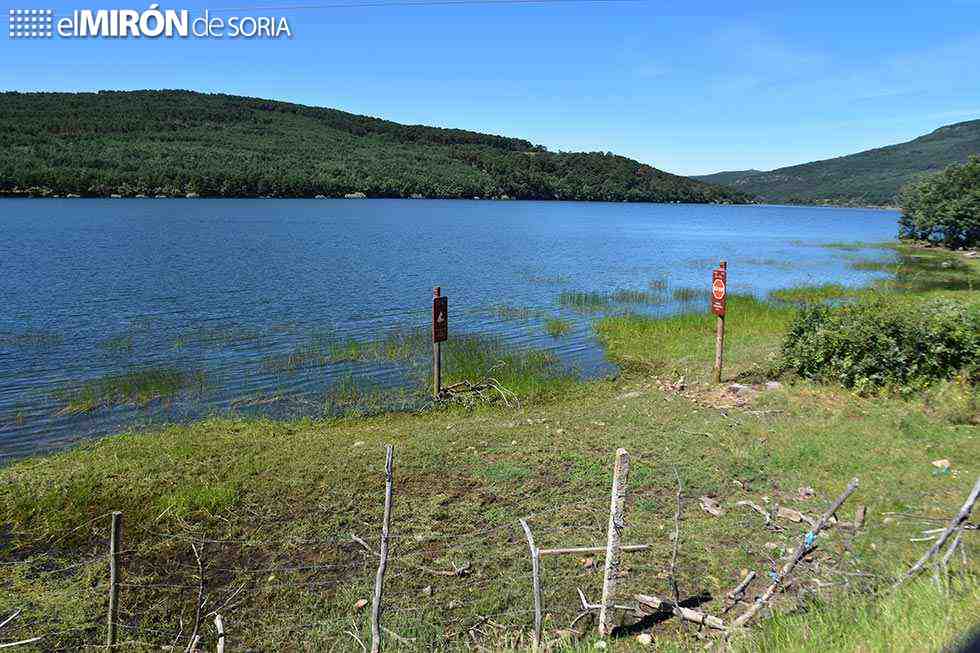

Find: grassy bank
<box><xmin>1</xmin><ymin>244</ymin><xmax>978</xmax><ymax>651</ymax></box>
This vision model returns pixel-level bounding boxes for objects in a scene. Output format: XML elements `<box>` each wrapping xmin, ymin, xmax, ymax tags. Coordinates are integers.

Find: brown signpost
<box><xmin>432</xmin><ymin>287</ymin><xmax>447</xmax><ymax>397</ymax></box>
<box><xmin>712</xmin><ymin>261</ymin><xmax>727</xmax><ymax>383</ymax></box>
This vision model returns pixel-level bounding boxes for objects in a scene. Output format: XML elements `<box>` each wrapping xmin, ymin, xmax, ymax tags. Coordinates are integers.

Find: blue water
<box><xmin>0</xmin><ymin>199</ymin><xmax>898</xmax><ymax>458</ymax></box>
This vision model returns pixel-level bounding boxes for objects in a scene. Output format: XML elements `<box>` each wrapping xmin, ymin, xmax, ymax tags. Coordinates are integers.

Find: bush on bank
<box><xmin>776</xmin><ymin>296</ymin><xmax>980</xmax><ymax>393</ymax></box>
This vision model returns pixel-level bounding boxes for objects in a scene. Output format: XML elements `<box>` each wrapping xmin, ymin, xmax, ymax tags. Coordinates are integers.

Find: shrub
<box><xmin>776</xmin><ymin>297</ymin><xmax>979</xmax><ymax>393</ymax></box>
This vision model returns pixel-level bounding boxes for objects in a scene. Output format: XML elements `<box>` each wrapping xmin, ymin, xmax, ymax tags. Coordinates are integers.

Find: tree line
<box><xmin>0</xmin><ymin>90</ymin><xmax>751</xmax><ymax>204</ymax></box>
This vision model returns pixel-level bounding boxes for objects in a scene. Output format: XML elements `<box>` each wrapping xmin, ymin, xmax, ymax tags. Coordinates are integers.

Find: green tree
<box><xmin>899</xmin><ymin>156</ymin><xmax>980</xmax><ymax>248</ymax></box>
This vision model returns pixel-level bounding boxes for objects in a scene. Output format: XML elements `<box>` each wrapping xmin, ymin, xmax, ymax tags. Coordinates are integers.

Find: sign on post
<box><xmin>432</xmin><ymin>287</ymin><xmax>447</xmax><ymax>398</ymax></box>
<box><xmin>711</xmin><ymin>265</ymin><xmax>727</xmax><ymax>316</ymax></box>
<box><xmin>712</xmin><ymin>261</ymin><xmax>727</xmax><ymax>383</ymax></box>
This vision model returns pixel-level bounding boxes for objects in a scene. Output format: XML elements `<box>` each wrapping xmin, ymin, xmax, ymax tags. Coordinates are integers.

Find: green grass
<box><xmin>52</xmin><ymin>367</ymin><xmax>207</xmax><ymax>414</ymax></box>
<box><xmin>596</xmin><ymin>293</ymin><xmax>796</xmax><ymax>383</ymax></box>
<box><xmin>545</xmin><ymin>317</ymin><xmax>573</xmax><ymax>338</ymax></box>
<box><xmin>736</xmin><ymin>575</ymin><xmax>980</xmax><ymax>653</ymax></box>
<box><xmin>769</xmin><ymin>283</ymin><xmax>862</xmax><ymax>304</ymax></box>
<box><xmin>610</xmin><ymin>289</ymin><xmax>667</xmax><ymax>305</ymax></box>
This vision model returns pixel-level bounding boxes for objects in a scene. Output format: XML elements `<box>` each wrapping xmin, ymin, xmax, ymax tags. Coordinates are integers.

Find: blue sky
<box><xmin>3</xmin><ymin>0</ymin><xmax>979</xmax><ymax>175</ymax></box>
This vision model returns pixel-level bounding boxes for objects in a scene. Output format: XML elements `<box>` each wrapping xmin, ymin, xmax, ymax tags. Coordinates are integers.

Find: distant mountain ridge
<box><xmin>694</xmin><ymin>119</ymin><xmax>980</xmax><ymax>206</ymax></box>
<box><xmin>0</xmin><ymin>90</ymin><xmax>749</xmax><ymax>204</ymax></box>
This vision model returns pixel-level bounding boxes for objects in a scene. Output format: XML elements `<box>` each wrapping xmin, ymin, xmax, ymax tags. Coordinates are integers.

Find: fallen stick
<box><xmin>725</xmin><ymin>571</ymin><xmax>757</xmax><ymax>602</ymax></box>
<box><xmin>635</xmin><ymin>593</ymin><xmax>726</xmax><ymax>631</ymax></box>
<box><xmin>731</xmin><ymin>477</ymin><xmax>859</xmax><ymax>629</ymax></box>
<box><xmin>736</xmin><ymin>501</ymin><xmax>773</xmax><ymax>527</ymax></box>
<box><xmin>893</xmin><ymin>476</ymin><xmax>980</xmax><ymax>590</ymax></box>
<box><xmin>538</xmin><ymin>544</ymin><xmax>649</xmax><ymax>556</ymax></box>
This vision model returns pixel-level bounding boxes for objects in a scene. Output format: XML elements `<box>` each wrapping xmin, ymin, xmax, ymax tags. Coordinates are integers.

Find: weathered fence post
<box><xmin>598</xmin><ymin>449</ymin><xmax>630</xmax><ymax>636</ymax></box>
<box><xmin>370</xmin><ymin>445</ymin><xmax>394</xmax><ymax>653</ymax></box>
<box><xmin>106</xmin><ymin>511</ymin><xmax>122</xmax><ymax>649</ymax></box>
<box><xmin>519</xmin><ymin>519</ymin><xmax>542</xmax><ymax>652</ymax></box>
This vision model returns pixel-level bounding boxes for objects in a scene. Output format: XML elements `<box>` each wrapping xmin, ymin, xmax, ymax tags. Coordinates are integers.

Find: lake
<box><xmin>0</xmin><ymin>199</ymin><xmax>898</xmax><ymax>459</ymax></box>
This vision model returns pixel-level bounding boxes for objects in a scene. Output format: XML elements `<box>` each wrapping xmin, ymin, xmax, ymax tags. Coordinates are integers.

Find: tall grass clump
<box><xmin>776</xmin><ymin>296</ymin><xmax>980</xmax><ymax>393</ymax></box>
<box><xmin>441</xmin><ymin>335</ymin><xmax>575</xmax><ymax>399</ymax></box>
<box><xmin>672</xmin><ymin>287</ymin><xmax>710</xmax><ymax>302</ymax></box>
<box><xmin>769</xmin><ymin>283</ymin><xmax>861</xmax><ymax>305</ymax></box>
<box><xmin>544</xmin><ymin>317</ymin><xmax>572</xmax><ymax>338</ymax></box>
<box><xmin>610</xmin><ymin>289</ymin><xmax>666</xmax><ymax>305</ymax></box>
<box><xmin>597</xmin><ymin>294</ymin><xmax>795</xmax><ymax>381</ymax></box>
<box><xmin>558</xmin><ymin>291</ymin><xmax>611</xmax><ymax>312</ymax></box>
<box><xmin>54</xmin><ymin>367</ymin><xmax>207</xmax><ymax>414</ymax></box>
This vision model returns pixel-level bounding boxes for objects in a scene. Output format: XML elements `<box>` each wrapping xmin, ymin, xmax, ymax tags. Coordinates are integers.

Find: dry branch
<box><xmin>635</xmin><ymin>593</ymin><xmax>726</xmax><ymax>631</ymax></box>
<box><xmin>894</xmin><ymin>476</ymin><xmax>980</xmax><ymax>589</ymax></box>
<box><xmin>370</xmin><ymin>445</ymin><xmax>395</xmax><ymax>653</ymax></box>
<box><xmin>731</xmin><ymin>477</ymin><xmax>859</xmax><ymax>629</ymax></box>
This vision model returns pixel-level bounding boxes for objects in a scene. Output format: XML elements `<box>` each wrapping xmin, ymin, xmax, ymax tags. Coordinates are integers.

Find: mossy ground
<box><xmin>1</xmin><ymin>244</ymin><xmax>978</xmax><ymax>651</ymax></box>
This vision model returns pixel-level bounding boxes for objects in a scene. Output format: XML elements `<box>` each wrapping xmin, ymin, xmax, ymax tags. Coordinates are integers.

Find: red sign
<box><xmin>433</xmin><ymin>295</ymin><xmax>448</xmax><ymax>343</ymax></box>
<box><xmin>711</xmin><ymin>267</ymin><xmax>727</xmax><ymax>316</ymax></box>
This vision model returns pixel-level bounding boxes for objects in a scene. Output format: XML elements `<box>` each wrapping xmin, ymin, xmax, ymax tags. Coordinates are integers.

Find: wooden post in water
<box><xmin>712</xmin><ymin>261</ymin><xmax>727</xmax><ymax>384</ymax></box>
<box><xmin>106</xmin><ymin>511</ymin><xmax>122</xmax><ymax>649</ymax></box>
<box><xmin>432</xmin><ymin>287</ymin><xmax>447</xmax><ymax>398</ymax></box>
<box><xmin>598</xmin><ymin>448</ymin><xmax>630</xmax><ymax>636</ymax></box>
<box><xmin>370</xmin><ymin>445</ymin><xmax>394</xmax><ymax>653</ymax></box>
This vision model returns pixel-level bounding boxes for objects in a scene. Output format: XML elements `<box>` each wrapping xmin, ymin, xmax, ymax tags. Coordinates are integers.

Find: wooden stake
<box><xmin>370</xmin><ymin>445</ymin><xmax>394</xmax><ymax>653</ymax></box>
<box><xmin>598</xmin><ymin>448</ymin><xmax>630</xmax><ymax>636</ymax></box>
<box><xmin>106</xmin><ymin>511</ymin><xmax>122</xmax><ymax>649</ymax></box>
<box><xmin>519</xmin><ymin>519</ymin><xmax>542</xmax><ymax>652</ymax></box>
<box><xmin>214</xmin><ymin>614</ymin><xmax>225</xmax><ymax>653</ymax></box>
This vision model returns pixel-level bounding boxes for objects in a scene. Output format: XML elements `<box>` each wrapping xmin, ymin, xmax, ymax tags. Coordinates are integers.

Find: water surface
<box><xmin>0</xmin><ymin>199</ymin><xmax>898</xmax><ymax>458</ymax></box>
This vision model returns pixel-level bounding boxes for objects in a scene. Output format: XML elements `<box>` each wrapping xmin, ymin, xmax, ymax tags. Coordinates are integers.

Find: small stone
<box><xmin>511</xmin><ymin>440</ymin><xmax>518</xmax><ymax>445</ymax></box>
<box><xmin>354</xmin><ymin>598</ymin><xmax>368</xmax><ymax>610</ymax></box>
<box><xmin>797</xmin><ymin>486</ymin><xmax>815</xmax><ymax>501</ymax></box>
<box><xmin>931</xmin><ymin>459</ymin><xmax>951</xmax><ymax>470</ymax></box>
<box><xmin>636</xmin><ymin>633</ymin><xmax>653</xmax><ymax>645</ymax></box>
<box><xmin>765</xmin><ymin>381</ymin><xmax>782</xmax><ymax>391</ymax></box>
<box><xmin>352</xmin><ymin>441</ymin><xmax>365</xmax><ymax>447</ymax></box>
<box><xmin>699</xmin><ymin>496</ymin><xmax>724</xmax><ymax>517</ymax></box>
<box><xmin>594</xmin><ymin>641</ymin><xmax>607</xmax><ymax>650</ymax></box>
<box><xmin>421</xmin><ymin>586</ymin><xmax>432</xmax><ymax>597</ymax></box>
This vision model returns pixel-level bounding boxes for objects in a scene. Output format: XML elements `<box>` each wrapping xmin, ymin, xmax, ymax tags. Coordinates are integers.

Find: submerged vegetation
<box><xmin>544</xmin><ymin>317</ymin><xmax>572</xmax><ymax>338</ymax></box>
<box><xmin>53</xmin><ymin>367</ymin><xmax>207</xmax><ymax>414</ymax></box>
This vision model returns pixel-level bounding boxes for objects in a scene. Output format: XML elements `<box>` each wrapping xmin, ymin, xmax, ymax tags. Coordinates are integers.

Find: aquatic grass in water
<box><xmin>610</xmin><ymin>289</ymin><xmax>667</xmax><ymax>305</ymax></box>
<box><xmin>0</xmin><ymin>331</ymin><xmax>64</xmax><ymax>349</ymax></box>
<box><xmin>174</xmin><ymin>324</ymin><xmax>261</xmax><ymax>349</ymax></box>
<box><xmin>99</xmin><ymin>334</ymin><xmax>135</xmax><ymax>354</ymax></box>
<box><xmin>493</xmin><ymin>305</ymin><xmax>545</xmax><ymax>321</ymax></box>
<box><xmin>769</xmin><ymin>283</ymin><xmax>862</xmax><ymax>305</ymax></box>
<box><xmin>53</xmin><ymin>367</ymin><xmax>207</xmax><ymax>414</ymax></box>
<box><xmin>558</xmin><ymin>291</ymin><xmax>611</xmax><ymax>312</ymax></box>
<box><xmin>672</xmin><ymin>287</ymin><xmax>710</xmax><ymax>302</ymax></box>
<box><xmin>440</xmin><ymin>334</ymin><xmax>576</xmax><ymax>399</ymax></box>
<box><xmin>544</xmin><ymin>317</ymin><xmax>572</xmax><ymax>338</ymax></box>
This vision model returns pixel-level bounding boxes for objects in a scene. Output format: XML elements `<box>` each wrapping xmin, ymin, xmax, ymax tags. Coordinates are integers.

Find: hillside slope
<box><xmin>0</xmin><ymin>90</ymin><xmax>748</xmax><ymax>203</ymax></box>
<box><xmin>695</xmin><ymin>119</ymin><xmax>980</xmax><ymax>206</ymax></box>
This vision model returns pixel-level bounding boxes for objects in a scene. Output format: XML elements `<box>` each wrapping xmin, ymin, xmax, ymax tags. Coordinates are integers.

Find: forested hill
<box><xmin>694</xmin><ymin>119</ymin><xmax>980</xmax><ymax>206</ymax></box>
<box><xmin>0</xmin><ymin>90</ymin><xmax>748</xmax><ymax>203</ymax></box>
